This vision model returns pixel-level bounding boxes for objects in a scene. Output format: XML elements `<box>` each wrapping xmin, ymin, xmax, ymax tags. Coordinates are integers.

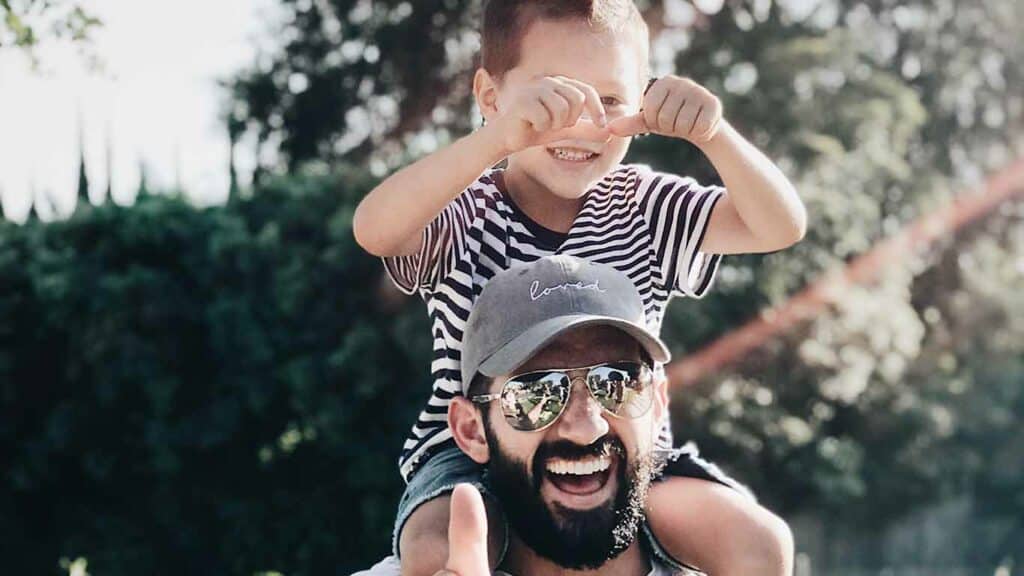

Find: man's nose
<box><xmin>554</xmin><ymin>378</ymin><xmax>609</xmax><ymax>445</ymax></box>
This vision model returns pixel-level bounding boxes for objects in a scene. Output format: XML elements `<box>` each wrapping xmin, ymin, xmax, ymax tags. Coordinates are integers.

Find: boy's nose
<box><xmin>554</xmin><ymin>378</ymin><xmax>609</xmax><ymax>446</ymax></box>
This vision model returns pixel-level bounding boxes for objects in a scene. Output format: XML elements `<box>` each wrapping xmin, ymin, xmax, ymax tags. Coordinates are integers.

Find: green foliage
<box><xmin>0</xmin><ymin>0</ymin><xmax>101</xmax><ymax>62</ymax></box>
<box><xmin>0</xmin><ymin>170</ymin><xmax>430</xmax><ymax>574</ymax></box>
<box><xmin>3</xmin><ymin>0</ymin><xmax>1023</xmax><ymax>572</ymax></box>
<box><xmin>672</xmin><ymin>200</ymin><xmax>1024</xmax><ymax>567</ymax></box>
<box><xmin>228</xmin><ymin>0</ymin><xmax>480</xmax><ymax>172</ymax></box>
<box><xmin>630</xmin><ymin>4</ymin><xmax>1024</xmax><ymax>566</ymax></box>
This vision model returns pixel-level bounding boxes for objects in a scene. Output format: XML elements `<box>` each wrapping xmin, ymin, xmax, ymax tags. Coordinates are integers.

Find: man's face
<box><xmin>480</xmin><ymin>325</ymin><xmax>663</xmax><ymax>569</ymax></box>
<box><xmin>493</xmin><ymin>18</ymin><xmax>648</xmax><ymax>201</ymax></box>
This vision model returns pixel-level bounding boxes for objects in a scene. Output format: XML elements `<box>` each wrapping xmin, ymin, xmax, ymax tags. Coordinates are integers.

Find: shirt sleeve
<box><xmin>632</xmin><ymin>165</ymin><xmax>725</xmax><ymax>299</ymax></box>
<box><xmin>382</xmin><ymin>184</ymin><xmax>481</xmax><ymax>295</ymax></box>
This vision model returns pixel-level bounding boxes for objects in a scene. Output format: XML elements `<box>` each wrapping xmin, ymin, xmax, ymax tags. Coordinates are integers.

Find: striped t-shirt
<box><xmin>384</xmin><ymin>163</ymin><xmax>725</xmax><ymax>482</ymax></box>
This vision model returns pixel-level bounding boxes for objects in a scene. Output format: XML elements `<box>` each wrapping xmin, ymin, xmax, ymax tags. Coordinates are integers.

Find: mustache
<box><xmin>533</xmin><ymin>436</ymin><xmax>625</xmax><ymax>476</ymax></box>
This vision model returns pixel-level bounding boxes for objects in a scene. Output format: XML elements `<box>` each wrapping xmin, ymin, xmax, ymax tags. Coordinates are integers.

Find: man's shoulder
<box><xmin>492</xmin><ymin>551</ymin><xmax>695</xmax><ymax>576</ymax></box>
<box><xmin>649</xmin><ymin>559</ymin><xmax>701</xmax><ymax>576</ymax></box>
<box><xmin>492</xmin><ymin>563</ymin><xmax>686</xmax><ymax>576</ymax></box>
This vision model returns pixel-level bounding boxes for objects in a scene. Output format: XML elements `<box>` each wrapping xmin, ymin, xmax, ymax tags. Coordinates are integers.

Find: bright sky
<box><xmin>0</xmin><ymin>0</ymin><xmax>280</xmax><ymax>222</ymax></box>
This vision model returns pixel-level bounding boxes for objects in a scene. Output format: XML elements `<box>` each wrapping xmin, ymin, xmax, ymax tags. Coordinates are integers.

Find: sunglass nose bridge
<box><xmin>486</xmin><ymin>362</ymin><xmax>652</xmax><ymax>432</ymax></box>
<box><xmin>555</xmin><ymin>377</ymin><xmax>612</xmax><ymax>444</ymax></box>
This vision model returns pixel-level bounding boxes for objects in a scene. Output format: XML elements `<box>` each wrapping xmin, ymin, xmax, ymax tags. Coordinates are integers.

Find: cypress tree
<box><xmin>102</xmin><ymin>130</ymin><xmax>112</xmax><ymax>205</ymax></box>
<box><xmin>76</xmin><ymin>116</ymin><xmax>90</xmax><ymax>211</ymax></box>
<box><xmin>138</xmin><ymin>160</ymin><xmax>150</xmax><ymax>197</ymax></box>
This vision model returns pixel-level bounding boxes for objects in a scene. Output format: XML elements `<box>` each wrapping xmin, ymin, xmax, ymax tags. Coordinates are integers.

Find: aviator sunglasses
<box><xmin>469</xmin><ymin>361</ymin><xmax>654</xmax><ymax>432</ymax></box>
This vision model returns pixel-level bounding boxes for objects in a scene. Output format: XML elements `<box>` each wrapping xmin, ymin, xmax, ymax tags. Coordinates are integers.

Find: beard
<box><xmin>484</xmin><ymin>428</ymin><xmax>657</xmax><ymax>570</ymax></box>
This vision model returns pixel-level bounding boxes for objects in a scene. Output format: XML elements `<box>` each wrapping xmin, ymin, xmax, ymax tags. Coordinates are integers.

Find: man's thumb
<box><xmin>444</xmin><ymin>484</ymin><xmax>490</xmax><ymax>576</ymax></box>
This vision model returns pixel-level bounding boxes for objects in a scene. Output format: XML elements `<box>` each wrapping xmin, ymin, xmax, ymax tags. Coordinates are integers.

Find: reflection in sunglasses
<box><xmin>473</xmin><ymin>362</ymin><xmax>652</xmax><ymax>432</ymax></box>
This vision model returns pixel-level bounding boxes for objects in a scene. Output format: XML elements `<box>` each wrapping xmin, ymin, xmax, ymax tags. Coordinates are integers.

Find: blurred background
<box><xmin>1</xmin><ymin>0</ymin><xmax>1022</xmax><ymax>574</ymax></box>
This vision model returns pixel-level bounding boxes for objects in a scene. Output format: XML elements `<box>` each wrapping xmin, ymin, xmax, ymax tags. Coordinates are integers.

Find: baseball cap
<box><xmin>461</xmin><ymin>255</ymin><xmax>671</xmax><ymax>393</ymax></box>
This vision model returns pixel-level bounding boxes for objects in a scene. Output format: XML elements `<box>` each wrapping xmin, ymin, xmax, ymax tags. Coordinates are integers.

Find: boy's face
<box><xmin>488</xmin><ymin>18</ymin><xmax>648</xmax><ymax>200</ymax></box>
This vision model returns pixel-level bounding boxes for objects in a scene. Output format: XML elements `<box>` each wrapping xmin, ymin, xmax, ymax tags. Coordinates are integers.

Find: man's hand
<box><xmin>433</xmin><ymin>484</ymin><xmax>491</xmax><ymax>576</ymax></box>
<box><xmin>491</xmin><ymin>75</ymin><xmax>611</xmax><ymax>154</ymax></box>
<box><xmin>608</xmin><ymin>75</ymin><xmax>723</xmax><ymax>144</ymax></box>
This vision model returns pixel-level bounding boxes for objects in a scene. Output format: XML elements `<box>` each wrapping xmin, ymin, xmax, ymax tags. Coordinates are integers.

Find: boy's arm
<box><xmin>353</xmin><ymin>75</ymin><xmax>609</xmax><ymax>258</ymax></box>
<box><xmin>352</xmin><ymin>125</ymin><xmax>508</xmax><ymax>257</ymax></box>
<box><xmin>609</xmin><ymin>76</ymin><xmax>806</xmax><ymax>255</ymax></box>
<box><xmin>695</xmin><ymin>119</ymin><xmax>806</xmax><ymax>255</ymax></box>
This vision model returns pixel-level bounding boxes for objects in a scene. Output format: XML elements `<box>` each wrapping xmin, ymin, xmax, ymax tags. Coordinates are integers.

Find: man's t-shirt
<box><xmin>351</xmin><ymin>554</ymin><xmax>692</xmax><ymax>575</ymax></box>
<box><xmin>385</xmin><ymin>164</ymin><xmax>725</xmax><ymax>482</ymax></box>
<box><xmin>495</xmin><ymin>559</ymin><xmax>687</xmax><ymax>576</ymax></box>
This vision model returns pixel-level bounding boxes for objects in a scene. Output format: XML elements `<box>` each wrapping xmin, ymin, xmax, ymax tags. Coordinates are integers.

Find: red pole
<box><xmin>667</xmin><ymin>157</ymin><xmax>1024</xmax><ymax>388</ymax></box>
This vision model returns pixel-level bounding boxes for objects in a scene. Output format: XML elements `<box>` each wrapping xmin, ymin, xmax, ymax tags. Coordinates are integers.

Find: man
<box><xmin>356</xmin><ymin>255</ymin><xmax>788</xmax><ymax>575</ymax></box>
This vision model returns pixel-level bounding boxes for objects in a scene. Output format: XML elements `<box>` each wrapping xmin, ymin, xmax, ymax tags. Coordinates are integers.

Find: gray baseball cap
<box><xmin>461</xmin><ymin>255</ymin><xmax>671</xmax><ymax>393</ymax></box>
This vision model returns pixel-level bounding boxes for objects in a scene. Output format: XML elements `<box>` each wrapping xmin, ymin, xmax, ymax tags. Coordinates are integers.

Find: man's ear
<box><xmin>449</xmin><ymin>396</ymin><xmax>491</xmax><ymax>464</ymax></box>
<box><xmin>653</xmin><ymin>370</ymin><xmax>669</xmax><ymax>424</ymax></box>
<box><xmin>473</xmin><ymin>68</ymin><xmax>501</xmax><ymax>123</ymax></box>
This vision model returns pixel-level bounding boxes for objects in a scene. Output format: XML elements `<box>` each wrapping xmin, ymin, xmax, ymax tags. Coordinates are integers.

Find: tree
<box><xmin>228</xmin><ymin>0</ymin><xmax>480</xmax><ymax>173</ymax></box>
<box><xmin>76</xmin><ymin>116</ymin><xmax>91</xmax><ymax>210</ymax></box>
<box><xmin>0</xmin><ymin>0</ymin><xmax>101</xmax><ymax>65</ymax></box>
<box><xmin>4</xmin><ymin>0</ymin><xmax>1022</xmax><ymax>572</ymax></box>
<box><xmin>0</xmin><ymin>170</ymin><xmax>431</xmax><ymax>574</ymax></box>
<box><xmin>223</xmin><ymin>0</ymin><xmax>1024</xmax><ymax>554</ymax></box>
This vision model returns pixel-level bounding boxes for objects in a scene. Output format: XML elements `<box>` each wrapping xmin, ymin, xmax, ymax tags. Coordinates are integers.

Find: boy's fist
<box><xmin>608</xmin><ymin>75</ymin><xmax>723</xmax><ymax>144</ymax></box>
<box><xmin>432</xmin><ymin>484</ymin><xmax>491</xmax><ymax>576</ymax></box>
<box><xmin>491</xmin><ymin>75</ymin><xmax>611</xmax><ymax>154</ymax></box>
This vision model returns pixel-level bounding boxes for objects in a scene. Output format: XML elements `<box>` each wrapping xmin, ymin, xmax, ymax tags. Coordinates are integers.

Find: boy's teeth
<box><xmin>545</xmin><ymin>455</ymin><xmax>611</xmax><ymax>476</ymax></box>
<box><xmin>552</xmin><ymin>148</ymin><xmax>596</xmax><ymax>161</ymax></box>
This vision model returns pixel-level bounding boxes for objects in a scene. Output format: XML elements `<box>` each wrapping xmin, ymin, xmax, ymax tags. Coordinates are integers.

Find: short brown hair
<box><xmin>481</xmin><ymin>0</ymin><xmax>649</xmax><ymax>80</ymax></box>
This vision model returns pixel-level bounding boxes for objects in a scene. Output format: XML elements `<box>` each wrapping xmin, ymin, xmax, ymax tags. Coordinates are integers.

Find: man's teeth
<box><xmin>546</xmin><ymin>455</ymin><xmax>611</xmax><ymax>476</ymax></box>
<box><xmin>551</xmin><ymin>147</ymin><xmax>597</xmax><ymax>161</ymax></box>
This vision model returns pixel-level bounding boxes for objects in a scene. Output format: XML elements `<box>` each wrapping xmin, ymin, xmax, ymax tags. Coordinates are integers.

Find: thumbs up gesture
<box><xmin>433</xmin><ymin>484</ymin><xmax>492</xmax><ymax>576</ymax></box>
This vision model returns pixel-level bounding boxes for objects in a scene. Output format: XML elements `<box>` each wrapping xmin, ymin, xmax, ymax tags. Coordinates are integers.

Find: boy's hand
<box><xmin>608</xmin><ymin>75</ymin><xmax>723</xmax><ymax>144</ymax></box>
<box><xmin>492</xmin><ymin>75</ymin><xmax>610</xmax><ymax>154</ymax></box>
<box><xmin>433</xmin><ymin>484</ymin><xmax>491</xmax><ymax>576</ymax></box>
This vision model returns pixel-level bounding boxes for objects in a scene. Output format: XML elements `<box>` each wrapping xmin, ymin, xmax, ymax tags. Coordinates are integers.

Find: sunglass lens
<box><xmin>588</xmin><ymin>364</ymin><xmax>652</xmax><ymax>418</ymax></box>
<box><xmin>501</xmin><ymin>372</ymin><xmax>569</xmax><ymax>431</ymax></box>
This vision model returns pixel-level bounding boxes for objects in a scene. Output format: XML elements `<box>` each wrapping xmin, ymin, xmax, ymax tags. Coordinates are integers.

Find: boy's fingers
<box><xmin>538</xmin><ymin>91</ymin><xmax>570</xmax><ymax>129</ymax></box>
<box><xmin>557</xmin><ymin>77</ymin><xmax>607</xmax><ymax>127</ymax></box>
<box><xmin>525</xmin><ymin>100</ymin><xmax>553</xmax><ymax>133</ymax></box>
<box><xmin>688</xmin><ymin>105</ymin><xmax>712</xmax><ymax>138</ymax></box>
<box><xmin>642</xmin><ymin>80</ymin><xmax>670</xmax><ymax>133</ymax></box>
<box><xmin>659</xmin><ymin>92</ymin><xmax>686</xmax><ymax>134</ymax></box>
<box><xmin>674</xmin><ymin>101</ymin><xmax>699</xmax><ymax>137</ymax></box>
<box><xmin>607</xmin><ymin>114</ymin><xmax>648</xmax><ymax>137</ymax></box>
<box><xmin>551</xmin><ymin>83</ymin><xmax>586</xmax><ymax>128</ymax></box>
<box><xmin>542</xmin><ymin>118</ymin><xmax>612</xmax><ymax>146</ymax></box>
<box><xmin>444</xmin><ymin>484</ymin><xmax>490</xmax><ymax>576</ymax></box>
<box><xmin>698</xmin><ymin>114</ymin><xmax>722</xmax><ymax>142</ymax></box>
<box><xmin>692</xmin><ymin>99</ymin><xmax>722</xmax><ymax>140</ymax></box>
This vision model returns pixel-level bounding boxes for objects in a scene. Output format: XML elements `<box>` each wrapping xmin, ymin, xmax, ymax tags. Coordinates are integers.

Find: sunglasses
<box><xmin>469</xmin><ymin>361</ymin><xmax>654</xmax><ymax>432</ymax></box>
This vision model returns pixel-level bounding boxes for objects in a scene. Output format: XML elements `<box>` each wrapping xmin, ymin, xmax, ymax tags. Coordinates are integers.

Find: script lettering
<box><xmin>529</xmin><ymin>279</ymin><xmax>607</xmax><ymax>301</ymax></box>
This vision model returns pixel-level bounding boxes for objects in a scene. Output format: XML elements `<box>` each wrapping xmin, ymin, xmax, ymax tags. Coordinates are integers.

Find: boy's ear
<box><xmin>473</xmin><ymin>68</ymin><xmax>501</xmax><ymax>122</ymax></box>
<box><xmin>449</xmin><ymin>396</ymin><xmax>491</xmax><ymax>464</ymax></box>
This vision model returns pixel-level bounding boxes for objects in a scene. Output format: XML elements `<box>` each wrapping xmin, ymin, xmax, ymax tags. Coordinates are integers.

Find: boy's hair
<box><xmin>481</xmin><ymin>0</ymin><xmax>649</xmax><ymax>80</ymax></box>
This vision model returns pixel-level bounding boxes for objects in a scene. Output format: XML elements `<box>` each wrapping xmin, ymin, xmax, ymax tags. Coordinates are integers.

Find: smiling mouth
<box><xmin>547</xmin><ymin>146</ymin><xmax>600</xmax><ymax>163</ymax></box>
<box><xmin>543</xmin><ymin>453</ymin><xmax>615</xmax><ymax>501</ymax></box>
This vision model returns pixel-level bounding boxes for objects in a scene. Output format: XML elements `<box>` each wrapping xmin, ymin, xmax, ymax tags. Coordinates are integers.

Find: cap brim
<box><xmin>477</xmin><ymin>314</ymin><xmax>671</xmax><ymax>378</ymax></box>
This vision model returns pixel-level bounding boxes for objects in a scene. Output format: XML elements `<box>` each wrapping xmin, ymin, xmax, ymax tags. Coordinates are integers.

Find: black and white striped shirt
<box><xmin>384</xmin><ymin>163</ymin><xmax>725</xmax><ymax>482</ymax></box>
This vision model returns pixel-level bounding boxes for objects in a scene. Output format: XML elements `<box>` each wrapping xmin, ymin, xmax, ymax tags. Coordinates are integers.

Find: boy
<box><xmin>353</xmin><ymin>1</ymin><xmax>806</xmax><ymax>574</ymax></box>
